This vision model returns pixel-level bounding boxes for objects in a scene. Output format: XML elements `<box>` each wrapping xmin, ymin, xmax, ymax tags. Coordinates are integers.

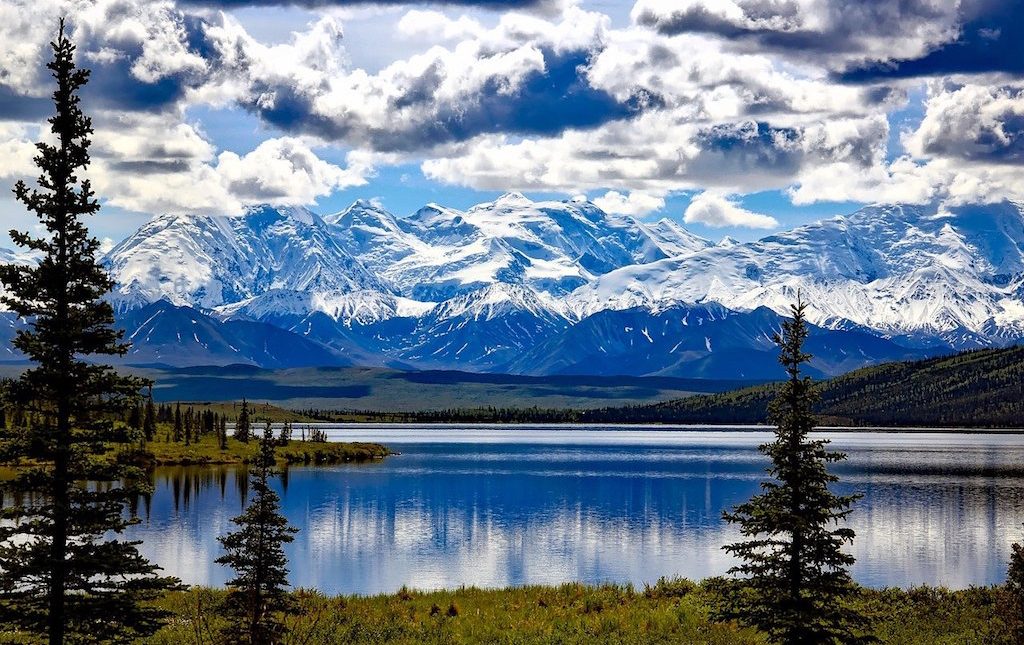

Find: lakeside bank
<box><xmin>145</xmin><ymin>579</ymin><xmax>1011</xmax><ymax>644</ymax></box>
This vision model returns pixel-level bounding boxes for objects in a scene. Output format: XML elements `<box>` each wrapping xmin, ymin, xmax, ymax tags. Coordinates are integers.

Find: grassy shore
<box><xmin>142</xmin><ymin>580</ymin><xmax>1011</xmax><ymax>645</ymax></box>
<box><xmin>119</xmin><ymin>433</ymin><xmax>391</xmax><ymax>468</ymax></box>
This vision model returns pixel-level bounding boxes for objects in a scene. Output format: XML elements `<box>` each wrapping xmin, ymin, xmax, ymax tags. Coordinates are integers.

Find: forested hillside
<box><xmin>320</xmin><ymin>346</ymin><xmax>1024</xmax><ymax>427</ymax></box>
<box><xmin>642</xmin><ymin>345</ymin><xmax>1024</xmax><ymax>427</ymax></box>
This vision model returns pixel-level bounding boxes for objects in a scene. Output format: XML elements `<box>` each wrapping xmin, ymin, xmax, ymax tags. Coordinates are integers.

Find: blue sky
<box><xmin>1</xmin><ymin>0</ymin><xmax>1023</xmax><ymax>246</ymax></box>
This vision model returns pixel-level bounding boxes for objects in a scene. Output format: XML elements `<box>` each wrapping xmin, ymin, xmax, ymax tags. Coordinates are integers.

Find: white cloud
<box><xmin>397</xmin><ymin>10</ymin><xmax>484</xmax><ymax>41</ymax></box>
<box><xmin>683</xmin><ymin>191</ymin><xmax>778</xmax><ymax>229</ymax></box>
<box><xmin>0</xmin><ymin>124</ymin><xmax>38</xmax><ymax>178</ymax></box>
<box><xmin>630</xmin><ymin>0</ymin><xmax>962</xmax><ymax>70</ymax></box>
<box><xmin>592</xmin><ymin>190</ymin><xmax>665</xmax><ymax>216</ymax></box>
<box><xmin>422</xmin><ymin>112</ymin><xmax>891</xmax><ymax>197</ymax></box>
<box><xmin>904</xmin><ymin>83</ymin><xmax>1024</xmax><ymax>163</ymax></box>
<box><xmin>0</xmin><ymin>0</ymin><xmax>1021</xmax><ymax>231</ymax></box>
<box><xmin>85</xmin><ymin>112</ymin><xmax>372</xmax><ymax>214</ymax></box>
<box><xmin>216</xmin><ymin>137</ymin><xmax>369</xmax><ymax>204</ymax></box>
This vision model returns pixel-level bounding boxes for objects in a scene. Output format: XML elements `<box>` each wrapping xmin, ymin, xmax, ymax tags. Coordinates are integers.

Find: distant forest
<box><xmin>298</xmin><ymin>345</ymin><xmax>1024</xmax><ymax>428</ymax></box>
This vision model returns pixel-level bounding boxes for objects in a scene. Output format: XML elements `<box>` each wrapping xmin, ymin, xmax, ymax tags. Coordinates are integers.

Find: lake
<box><xmin>129</xmin><ymin>425</ymin><xmax>1024</xmax><ymax>595</ymax></box>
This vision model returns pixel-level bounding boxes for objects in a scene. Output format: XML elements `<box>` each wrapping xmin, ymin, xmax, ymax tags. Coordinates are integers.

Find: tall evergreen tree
<box><xmin>220</xmin><ymin>414</ymin><xmax>229</xmax><ymax>450</ymax></box>
<box><xmin>173</xmin><ymin>402</ymin><xmax>183</xmax><ymax>443</ymax></box>
<box><xmin>0</xmin><ymin>20</ymin><xmax>179</xmax><ymax>644</ymax></box>
<box><xmin>234</xmin><ymin>397</ymin><xmax>251</xmax><ymax>443</ymax></box>
<box><xmin>1002</xmin><ymin>530</ymin><xmax>1024</xmax><ymax>642</ymax></box>
<box><xmin>714</xmin><ymin>299</ymin><xmax>872</xmax><ymax>645</ymax></box>
<box><xmin>143</xmin><ymin>389</ymin><xmax>157</xmax><ymax>443</ymax></box>
<box><xmin>216</xmin><ymin>423</ymin><xmax>297</xmax><ymax>643</ymax></box>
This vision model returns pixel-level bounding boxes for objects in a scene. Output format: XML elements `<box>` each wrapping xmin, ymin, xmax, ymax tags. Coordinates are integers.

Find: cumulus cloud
<box><xmin>397</xmin><ymin>10</ymin><xmax>485</xmax><ymax>41</ymax></box>
<box><xmin>0</xmin><ymin>123</ymin><xmax>38</xmax><ymax>178</ymax></box>
<box><xmin>592</xmin><ymin>190</ymin><xmax>666</xmax><ymax>216</ymax></box>
<box><xmin>631</xmin><ymin>0</ymin><xmax>962</xmax><ymax>70</ymax></box>
<box><xmin>631</xmin><ymin>0</ymin><xmax>1024</xmax><ymax>82</ymax></box>
<box><xmin>198</xmin><ymin>7</ymin><xmax>651</xmax><ymax>152</ymax></box>
<box><xmin>1</xmin><ymin>0</ymin><xmax>1023</xmax><ymax>227</ymax></box>
<box><xmin>683</xmin><ymin>191</ymin><xmax>778</xmax><ymax>228</ymax></box>
<box><xmin>422</xmin><ymin>113</ymin><xmax>891</xmax><ymax>198</ymax></box>
<box><xmin>0</xmin><ymin>0</ymin><xmax>215</xmax><ymax>114</ymax></box>
<box><xmin>180</xmin><ymin>0</ymin><xmax>566</xmax><ymax>12</ymax></box>
<box><xmin>216</xmin><ymin>137</ymin><xmax>370</xmax><ymax>203</ymax></box>
<box><xmin>840</xmin><ymin>1</ymin><xmax>1024</xmax><ymax>81</ymax></box>
<box><xmin>905</xmin><ymin>83</ymin><xmax>1024</xmax><ymax>164</ymax></box>
<box><xmin>80</xmin><ymin>111</ymin><xmax>371</xmax><ymax>214</ymax></box>
<box><xmin>784</xmin><ymin>80</ymin><xmax>1024</xmax><ymax>207</ymax></box>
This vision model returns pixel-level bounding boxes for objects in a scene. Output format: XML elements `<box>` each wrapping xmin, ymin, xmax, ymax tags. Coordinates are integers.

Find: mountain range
<box><xmin>2</xmin><ymin>194</ymin><xmax>1024</xmax><ymax>379</ymax></box>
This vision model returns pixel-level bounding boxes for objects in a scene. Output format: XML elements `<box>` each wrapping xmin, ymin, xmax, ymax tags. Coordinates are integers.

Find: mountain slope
<box><xmin>6</xmin><ymin>197</ymin><xmax>1024</xmax><ymax>376</ymax></box>
<box><xmin>106</xmin><ymin>205</ymin><xmax>389</xmax><ymax>313</ymax></box>
<box><xmin>570</xmin><ymin>202</ymin><xmax>1024</xmax><ymax>345</ymax></box>
<box><xmin>507</xmin><ymin>304</ymin><xmax>921</xmax><ymax>379</ymax></box>
<box><xmin>116</xmin><ymin>301</ymin><xmax>351</xmax><ymax>368</ymax></box>
<box><xmin>380</xmin><ymin>193</ymin><xmax>708</xmax><ymax>301</ymax></box>
<box><xmin>632</xmin><ymin>345</ymin><xmax>1024</xmax><ymax>427</ymax></box>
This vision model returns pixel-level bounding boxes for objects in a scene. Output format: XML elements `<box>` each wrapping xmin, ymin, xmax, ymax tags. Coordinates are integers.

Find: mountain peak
<box><xmin>325</xmin><ymin>199</ymin><xmax>401</xmax><ymax>232</ymax></box>
<box><xmin>491</xmin><ymin>192</ymin><xmax>533</xmax><ymax>208</ymax></box>
<box><xmin>244</xmin><ymin>203</ymin><xmax>322</xmax><ymax>228</ymax></box>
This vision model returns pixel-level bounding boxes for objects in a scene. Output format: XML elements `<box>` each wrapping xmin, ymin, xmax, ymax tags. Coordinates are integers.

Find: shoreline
<box><xmin>120</xmin><ymin>438</ymin><xmax>393</xmax><ymax>468</ymax></box>
<box><xmin>233</xmin><ymin>420</ymin><xmax>1024</xmax><ymax>434</ymax></box>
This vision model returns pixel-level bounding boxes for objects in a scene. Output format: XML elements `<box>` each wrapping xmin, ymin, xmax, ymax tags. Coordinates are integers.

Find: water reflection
<box><xmin>127</xmin><ymin>428</ymin><xmax>1024</xmax><ymax>595</ymax></box>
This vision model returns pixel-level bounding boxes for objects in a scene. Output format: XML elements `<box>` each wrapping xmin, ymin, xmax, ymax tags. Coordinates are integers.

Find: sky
<box><xmin>0</xmin><ymin>0</ymin><xmax>1023</xmax><ymax>246</ymax></box>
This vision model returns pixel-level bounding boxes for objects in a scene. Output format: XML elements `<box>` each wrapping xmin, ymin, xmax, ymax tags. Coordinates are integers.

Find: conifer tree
<box><xmin>1002</xmin><ymin>530</ymin><xmax>1024</xmax><ymax>642</ymax></box>
<box><xmin>0</xmin><ymin>20</ymin><xmax>179</xmax><ymax>643</ymax></box>
<box><xmin>234</xmin><ymin>397</ymin><xmax>251</xmax><ymax>443</ymax></box>
<box><xmin>127</xmin><ymin>402</ymin><xmax>142</xmax><ymax>432</ymax></box>
<box><xmin>143</xmin><ymin>390</ymin><xmax>157</xmax><ymax>443</ymax></box>
<box><xmin>173</xmin><ymin>402</ymin><xmax>183</xmax><ymax>443</ymax></box>
<box><xmin>220</xmin><ymin>414</ymin><xmax>229</xmax><ymax>450</ymax></box>
<box><xmin>216</xmin><ymin>423</ymin><xmax>297</xmax><ymax>643</ymax></box>
<box><xmin>714</xmin><ymin>298</ymin><xmax>872</xmax><ymax>645</ymax></box>
<box><xmin>278</xmin><ymin>421</ymin><xmax>292</xmax><ymax>446</ymax></box>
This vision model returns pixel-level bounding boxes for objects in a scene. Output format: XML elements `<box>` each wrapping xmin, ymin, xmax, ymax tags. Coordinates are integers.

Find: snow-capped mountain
<box><xmin>570</xmin><ymin>202</ymin><xmax>1024</xmax><ymax>345</ymax></box>
<box><xmin>106</xmin><ymin>204</ymin><xmax>388</xmax><ymax>312</ymax></box>
<box><xmin>3</xmin><ymin>195</ymin><xmax>1024</xmax><ymax>377</ymax></box>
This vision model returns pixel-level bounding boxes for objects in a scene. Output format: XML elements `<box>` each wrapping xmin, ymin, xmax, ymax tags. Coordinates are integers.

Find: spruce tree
<box><xmin>1003</xmin><ymin>531</ymin><xmax>1024</xmax><ymax>642</ymax></box>
<box><xmin>173</xmin><ymin>402</ymin><xmax>183</xmax><ymax>443</ymax></box>
<box><xmin>143</xmin><ymin>390</ymin><xmax>157</xmax><ymax>443</ymax></box>
<box><xmin>0</xmin><ymin>20</ymin><xmax>179</xmax><ymax>643</ymax></box>
<box><xmin>220</xmin><ymin>414</ymin><xmax>229</xmax><ymax>450</ymax></box>
<box><xmin>234</xmin><ymin>397</ymin><xmax>251</xmax><ymax>443</ymax></box>
<box><xmin>715</xmin><ymin>298</ymin><xmax>872</xmax><ymax>645</ymax></box>
<box><xmin>216</xmin><ymin>423</ymin><xmax>297</xmax><ymax>643</ymax></box>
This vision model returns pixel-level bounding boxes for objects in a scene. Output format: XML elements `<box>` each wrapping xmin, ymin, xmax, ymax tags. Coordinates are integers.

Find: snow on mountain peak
<box><xmin>91</xmin><ymin>197</ymin><xmax>1024</xmax><ymax>374</ymax></box>
<box><xmin>105</xmin><ymin>204</ymin><xmax>387</xmax><ymax>313</ymax></box>
<box><xmin>572</xmin><ymin>200</ymin><xmax>1024</xmax><ymax>340</ymax></box>
<box><xmin>479</xmin><ymin>191</ymin><xmax>533</xmax><ymax>210</ymax></box>
<box><xmin>325</xmin><ymin>199</ymin><xmax>402</xmax><ymax>234</ymax></box>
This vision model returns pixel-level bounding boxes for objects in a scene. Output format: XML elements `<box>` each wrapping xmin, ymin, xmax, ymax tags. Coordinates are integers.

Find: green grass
<box><xmin>142</xmin><ymin>580</ymin><xmax>1015</xmax><ymax>645</ymax></box>
<box><xmin>120</xmin><ymin>432</ymin><xmax>391</xmax><ymax>467</ymax></box>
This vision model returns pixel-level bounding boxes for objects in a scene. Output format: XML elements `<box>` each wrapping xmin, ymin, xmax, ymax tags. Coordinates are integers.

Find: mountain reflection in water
<box><xmin>127</xmin><ymin>428</ymin><xmax>1024</xmax><ymax>595</ymax></box>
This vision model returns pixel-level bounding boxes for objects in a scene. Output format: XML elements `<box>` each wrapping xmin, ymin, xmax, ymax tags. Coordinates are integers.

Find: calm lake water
<box><xmin>128</xmin><ymin>425</ymin><xmax>1024</xmax><ymax>595</ymax></box>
